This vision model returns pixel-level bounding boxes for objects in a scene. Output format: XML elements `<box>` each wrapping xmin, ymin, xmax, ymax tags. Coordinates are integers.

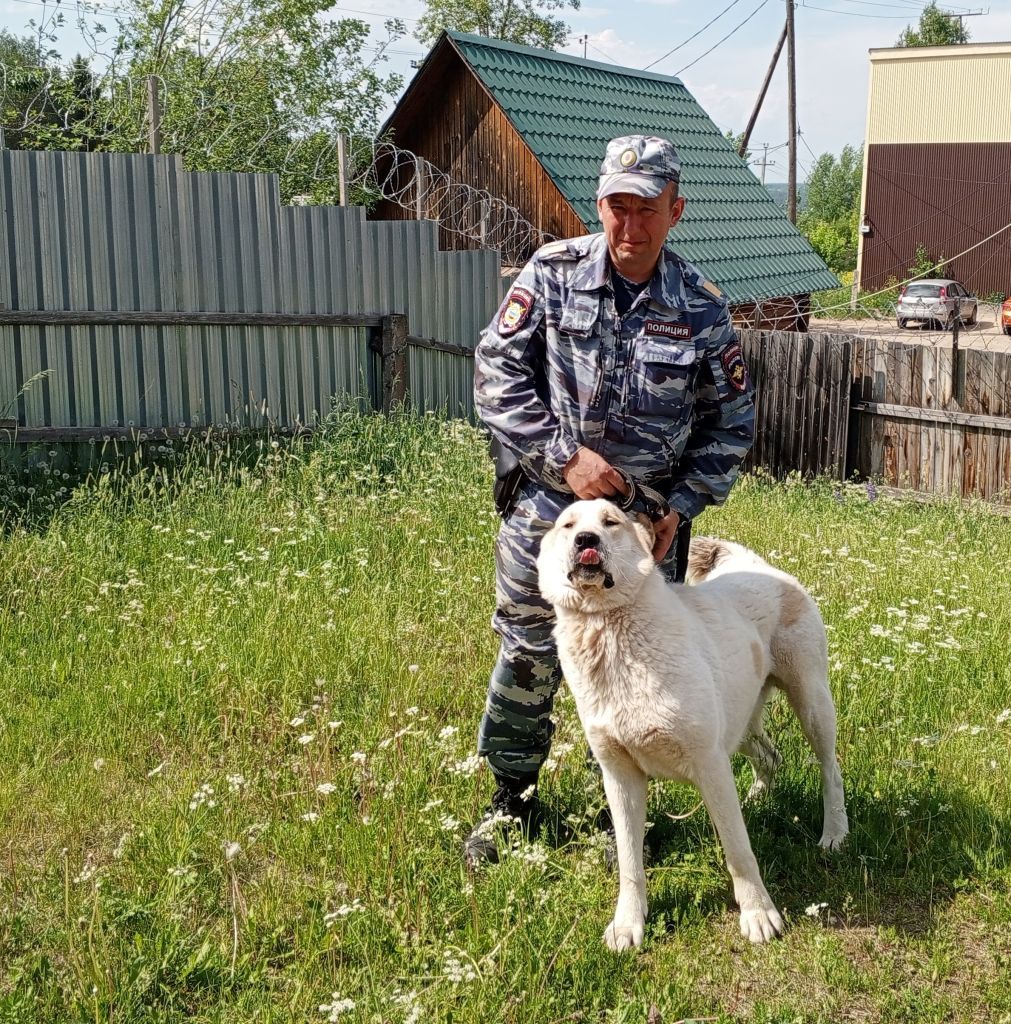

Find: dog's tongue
<box><xmin>578</xmin><ymin>548</ymin><xmax>601</xmax><ymax>566</ymax></box>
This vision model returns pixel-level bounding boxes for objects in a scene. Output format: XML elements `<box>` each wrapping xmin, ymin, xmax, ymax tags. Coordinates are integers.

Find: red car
<box><xmin>1003</xmin><ymin>296</ymin><xmax>1011</xmax><ymax>336</ymax></box>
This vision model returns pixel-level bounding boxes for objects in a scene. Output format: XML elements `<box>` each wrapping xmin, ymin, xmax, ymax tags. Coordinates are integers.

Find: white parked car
<box><xmin>896</xmin><ymin>279</ymin><xmax>977</xmax><ymax>329</ymax></box>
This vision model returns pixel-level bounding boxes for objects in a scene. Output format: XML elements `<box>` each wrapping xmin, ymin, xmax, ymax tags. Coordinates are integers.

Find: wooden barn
<box><xmin>371</xmin><ymin>31</ymin><xmax>838</xmax><ymax>330</ymax></box>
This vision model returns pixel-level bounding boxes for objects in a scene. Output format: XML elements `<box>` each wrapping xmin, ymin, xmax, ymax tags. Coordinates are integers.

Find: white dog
<box><xmin>536</xmin><ymin>500</ymin><xmax>848</xmax><ymax>951</ymax></box>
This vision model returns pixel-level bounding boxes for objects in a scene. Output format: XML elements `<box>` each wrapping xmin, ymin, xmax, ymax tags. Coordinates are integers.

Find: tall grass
<box><xmin>1</xmin><ymin>409</ymin><xmax>1009</xmax><ymax>1023</ymax></box>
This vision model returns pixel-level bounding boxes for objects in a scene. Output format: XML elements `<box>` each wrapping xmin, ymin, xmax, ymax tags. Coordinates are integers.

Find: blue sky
<box><xmin>2</xmin><ymin>0</ymin><xmax>1010</xmax><ymax>182</ymax></box>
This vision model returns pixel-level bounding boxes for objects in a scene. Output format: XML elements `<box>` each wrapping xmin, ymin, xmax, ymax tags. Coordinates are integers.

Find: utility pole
<box><xmin>579</xmin><ymin>33</ymin><xmax>588</xmax><ymax>59</ymax></box>
<box><xmin>738</xmin><ymin>23</ymin><xmax>787</xmax><ymax>159</ymax></box>
<box><xmin>785</xmin><ymin>0</ymin><xmax>797</xmax><ymax>223</ymax></box>
<box><xmin>754</xmin><ymin>143</ymin><xmax>776</xmax><ymax>185</ymax></box>
<box><xmin>937</xmin><ymin>7</ymin><xmax>987</xmax><ymax>33</ymax></box>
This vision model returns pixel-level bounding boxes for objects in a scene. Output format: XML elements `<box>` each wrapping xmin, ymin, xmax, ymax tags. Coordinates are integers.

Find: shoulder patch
<box><xmin>720</xmin><ymin>342</ymin><xmax>749</xmax><ymax>392</ymax></box>
<box><xmin>700</xmin><ymin>279</ymin><xmax>723</xmax><ymax>300</ymax></box>
<box><xmin>498</xmin><ymin>286</ymin><xmax>535</xmax><ymax>336</ymax></box>
<box><xmin>537</xmin><ymin>239</ymin><xmax>575</xmax><ymax>260</ymax></box>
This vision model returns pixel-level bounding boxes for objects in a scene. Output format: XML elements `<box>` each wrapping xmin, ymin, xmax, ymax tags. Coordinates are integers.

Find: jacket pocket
<box><xmin>635</xmin><ymin>339</ymin><xmax>698</xmax><ymax>417</ymax></box>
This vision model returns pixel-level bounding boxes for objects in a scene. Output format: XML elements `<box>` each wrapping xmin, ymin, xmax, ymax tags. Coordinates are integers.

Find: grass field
<box><xmin>1</xmin><ymin>410</ymin><xmax>1010</xmax><ymax>1024</ymax></box>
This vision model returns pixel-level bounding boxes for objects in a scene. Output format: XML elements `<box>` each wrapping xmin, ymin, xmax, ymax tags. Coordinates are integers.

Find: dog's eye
<box><xmin>562</xmin><ymin>521</ymin><xmax>575</xmax><ymax>529</ymax></box>
<box><xmin>602</xmin><ymin>518</ymin><xmax>620</xmax><ymax>528</ymax></box>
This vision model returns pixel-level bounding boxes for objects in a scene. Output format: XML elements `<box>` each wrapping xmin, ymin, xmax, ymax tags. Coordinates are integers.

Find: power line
<box><xmin>835</xmin><ymin>0</ymin><xmax>939</xmax><ymax>9</ymax></box>
<box><xmin>674</xmin><ymin>0</ymin><xmax>773</xmax><ymax>77</ymax></box>
<box><xmin>587</xmin><ymin>41</ymin><xmax>622</xmax><ymax>65</ymax></box>
<box><xmin>797</xmin><ymin>2</ymin><xmax>923</xmax><ymax>17</ymax></box>
<box><xmin>797</xmin><ymin>126</ymin><xmax>819</xmax><ymax>161</ymax></box>
<box><xmin>643</xmin><ymin>0</ymin><xmax>747</xmax><ymax>71</ymax></box>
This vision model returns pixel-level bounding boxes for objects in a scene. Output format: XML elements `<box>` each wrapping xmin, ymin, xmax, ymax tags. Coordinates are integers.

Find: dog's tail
<box><xmin>685</xmin><ymin>536</ymin><xmax>734</xmax><ymax>584</ymax></box>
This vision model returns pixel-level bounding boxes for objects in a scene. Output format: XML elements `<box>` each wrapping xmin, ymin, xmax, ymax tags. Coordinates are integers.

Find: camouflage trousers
<box><xmin>477</xmin><ymin>484</ymin><xmax>691</xmax><ymax>784</ymax></box>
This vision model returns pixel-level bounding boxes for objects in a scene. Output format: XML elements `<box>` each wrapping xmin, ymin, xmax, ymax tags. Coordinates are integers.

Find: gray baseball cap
<box><xmin>597</xmin><ymin>135</ymin><xmax>681</xmax><ymax>201</ymax></box>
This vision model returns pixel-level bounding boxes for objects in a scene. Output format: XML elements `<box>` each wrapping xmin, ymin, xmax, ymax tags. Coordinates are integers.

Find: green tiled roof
<box><xmin>446</xmin><ymin>31</ymin><xmax>839</xmax><ymax>304</ymax></box>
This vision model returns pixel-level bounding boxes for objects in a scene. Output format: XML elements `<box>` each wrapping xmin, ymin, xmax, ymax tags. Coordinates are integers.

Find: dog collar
<box><xmin>612</xmin><ymin>468</ymin><xmax>671</xmax><ymax>523</ymax></box>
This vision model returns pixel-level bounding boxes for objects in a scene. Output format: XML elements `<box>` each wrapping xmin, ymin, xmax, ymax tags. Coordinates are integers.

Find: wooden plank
<box><xmin>851</xmin><ymin>402</ymin><xmax>1011</xmax><ymax>433</ymax></box>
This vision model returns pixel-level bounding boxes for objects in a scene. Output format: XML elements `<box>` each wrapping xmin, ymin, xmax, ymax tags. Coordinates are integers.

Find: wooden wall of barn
<box><xmin>371</xmin><ymin>44</ymin><xmax>585</xmax><ymax>258</ymax></box>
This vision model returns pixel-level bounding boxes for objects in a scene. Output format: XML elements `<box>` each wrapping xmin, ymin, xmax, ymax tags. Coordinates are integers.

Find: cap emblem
<box><xmin>620</xmin><ymin>148</ymin><xmax>638</xmax><ymax>168</ymax></box>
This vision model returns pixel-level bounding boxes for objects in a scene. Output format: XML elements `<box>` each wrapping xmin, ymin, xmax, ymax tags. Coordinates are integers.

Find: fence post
<box><xmin>336</xmin><ymin>133</ymin><xmax>348</xmax><ymax>206</ymax></box>
<box><xmin>952</xmin><ymin>313</ymin><xmax>965</xmax><ymax>403</ymax></box>
<box><xmin>415</xmin><ymin>157</ymin><xmax>425</xmax><ymax>219</ymax></box>
<box><xmin>378</xmin><ymin>314</ymin><xmax>409</xmax><ymax>413</ymax></box>
<box><xmin>146</xmin><ymin>76</ymin><xmax>162</xmax><ymax>155</ymax></box>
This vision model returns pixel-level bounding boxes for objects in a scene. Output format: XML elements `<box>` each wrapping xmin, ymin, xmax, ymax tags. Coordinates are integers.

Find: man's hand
<box><xmin>651</xmin><ymin>510</ymin><xmax>681</xmax><ymax>562</ymax></box>
<box><xmin>563</xmin><ymin>447</ymin><xmax>628</xmax><ymax>500</ymax></box>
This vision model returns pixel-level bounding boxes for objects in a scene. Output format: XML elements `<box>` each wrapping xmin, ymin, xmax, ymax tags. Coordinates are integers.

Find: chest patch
<box><xmin>644</xmin><ymin>320</ymin><xmax>692</xmax><ymax>340</ymax></box>
<box><xmin>721</xmin><ymin>342</ymin><xmax>749</xmax><ymax>392</ymax></box>
<box><xmin>499</xmin><ymin>286</ymin><xmax>534</xmax><ymax>336</ymax></box>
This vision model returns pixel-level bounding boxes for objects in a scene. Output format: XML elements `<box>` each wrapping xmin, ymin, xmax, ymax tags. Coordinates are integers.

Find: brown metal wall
<box><xmin>861</xmin><ymin>142</ymin><xmax>1011</xmax><ymax>297</ymax></box>
<box><xmin>371</xmin><ymin>40</ymin><xmax>584</xmax><ymax>257</ymax></box>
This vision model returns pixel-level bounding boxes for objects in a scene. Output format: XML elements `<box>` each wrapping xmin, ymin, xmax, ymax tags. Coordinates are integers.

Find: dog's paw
<box><xmin>745</xmin><ymin>779</ymin><xmax>770</xmax><ymax>802</ymax></box>
<box><xmin>739</xmin><ymin>905</ymin><xmax>784</xmax><ymax>944</ymax></box>
<box><xmin>603</xmin><ymin>918</ymin><xmax>645</xmax><ymax>952</ymax></box>
<box><xmin>818</xmin><ymin>827</ymin><xmax>849</xmax><ymax>851</ymax></box>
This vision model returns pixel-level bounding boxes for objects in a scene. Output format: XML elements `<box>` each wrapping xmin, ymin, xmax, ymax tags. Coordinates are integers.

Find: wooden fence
<box><xmin>850</xmin><ymin>337</ymin><xmax>1011</xmax><ymax>503</ymax></box>
<box><xmin>739</xmin><ymin>328</ymin><xmax>1011</xmax><ymax>503</ymax></box>
<box><xmin>739</xmin><ymin>329</ymin><xmax>852</xmax><ymax>481</ymax></box>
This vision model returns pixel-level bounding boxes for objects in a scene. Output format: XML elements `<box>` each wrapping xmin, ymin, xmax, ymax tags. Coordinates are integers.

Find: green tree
<box><xmin>805</xmin><ymin>145</ymin><xmax>862</xmax><ymax>224</ymax></box>
<box><xmin>1</xmin><ymin>0</ymin><xmax>404</xmax><ymax>202</ymax></box>
<box><xmin>897</xmin><ymin>3</ymin><xmax>969</xmax><ymax>46</ymax></box>
<box><xmin>799</xmin><ymin>145</ymin><xmax>863</xmax><ymax>273</ymax></box>
<box><xmin>415</xmin><ymin>0</ymin><xmax>580</xmax><ymax>49</ymax></box>
<box><xmin>725</xmin><ymin>129</ymin><xmax>751</xmax><ymax>162</ymax></box>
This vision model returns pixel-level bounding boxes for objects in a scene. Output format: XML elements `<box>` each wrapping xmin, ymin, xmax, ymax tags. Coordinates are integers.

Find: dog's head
<box><xmin>537</xmin><ymin>499</ymin><xmax>656</xmax><ymax>613</ymax></box>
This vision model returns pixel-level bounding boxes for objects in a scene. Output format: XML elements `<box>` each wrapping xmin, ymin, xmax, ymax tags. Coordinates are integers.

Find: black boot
<box><xmin>463</xmin><ymin>774</ymin><xmax>541</xmax><ymax>868</ymax></box>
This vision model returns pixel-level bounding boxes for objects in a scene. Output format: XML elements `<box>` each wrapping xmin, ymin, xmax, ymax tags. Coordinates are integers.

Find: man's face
<box><xmin>596</xmin><ymin>183</ymin><xmax>685</xmax><ymax>283</ymax></box>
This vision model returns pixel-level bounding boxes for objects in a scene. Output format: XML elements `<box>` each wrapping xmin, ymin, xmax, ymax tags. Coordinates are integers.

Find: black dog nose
<box><xmin>574</xmin><ymin>531</ymin><xmax>600</xmax><ymax>550</ymax></box>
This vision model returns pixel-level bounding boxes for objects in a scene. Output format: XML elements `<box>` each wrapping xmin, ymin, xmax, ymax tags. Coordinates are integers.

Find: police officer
<box><xmin>466</xmin><ymin>135</ymin><xmax>756</xmax><ymax>865</ymax></box>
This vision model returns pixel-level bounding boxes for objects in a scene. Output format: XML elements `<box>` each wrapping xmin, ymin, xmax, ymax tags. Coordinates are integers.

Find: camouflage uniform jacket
<box><xmin>474</xmin><ymin>232</ymin><xmax>756</xmax><ymax>522</ymax></box>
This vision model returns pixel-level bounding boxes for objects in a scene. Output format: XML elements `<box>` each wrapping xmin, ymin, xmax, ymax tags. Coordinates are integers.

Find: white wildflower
<box><xmin>324</xmin><ymin>900</ymin><xmax>364</xmax><ymax>925</ymax></box>
<box><xmin>447</xmin><ymin>754</ymin><xmax>481</xmax><ymax>777</ymax></box>
<box><xmin>442</xmin><ymin>949</ymin><xmax>478</xmax><ymax>984</ymax></box>
<box><xmin>996</xmin><ymin>709</ymin><xmax>1011</xmax><ymax>725</ymax></box>
<box><xmin>805</xmin><ymin>902</ymin><xmax>828</xmax><ymax>917</ymax></box>
<box><xmin>298</xmin><ymin>734</ymin><xmax>316</xmax><ymax>746</ymax></box>
<box><xmin>188</xmin><ymin>784</ymin><xmax>216</xmax><ymax>811</ymax></box>
<box><xmin>301</xmin><ymin>812</ymin><xmax>320</xmax><ymax>823</ymax></box>
<box><xmin>319</xmin><ymin>994</ymin><xmax>356</xmax><ymax>1021</ymax></box>
<box><xmin>223</xmin><ymin>841</ymin><xmax>241</xmax><ymax>861</ymax></box>
<box><xmin>912</xmin><ymin>735</ymin><xmax>940</xmax><ymax>747</ymax></box>
<box><xmin>316</xmin><ymin>782</ymin><xmax>337</xmax><ymax>795</ymax></box>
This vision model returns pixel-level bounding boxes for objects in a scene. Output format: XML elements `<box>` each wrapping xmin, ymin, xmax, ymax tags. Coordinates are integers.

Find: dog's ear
<box><xmin>632</xmin><ymin>512</ymin><xmax>655</xmax><ymax>553</ymax></box>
